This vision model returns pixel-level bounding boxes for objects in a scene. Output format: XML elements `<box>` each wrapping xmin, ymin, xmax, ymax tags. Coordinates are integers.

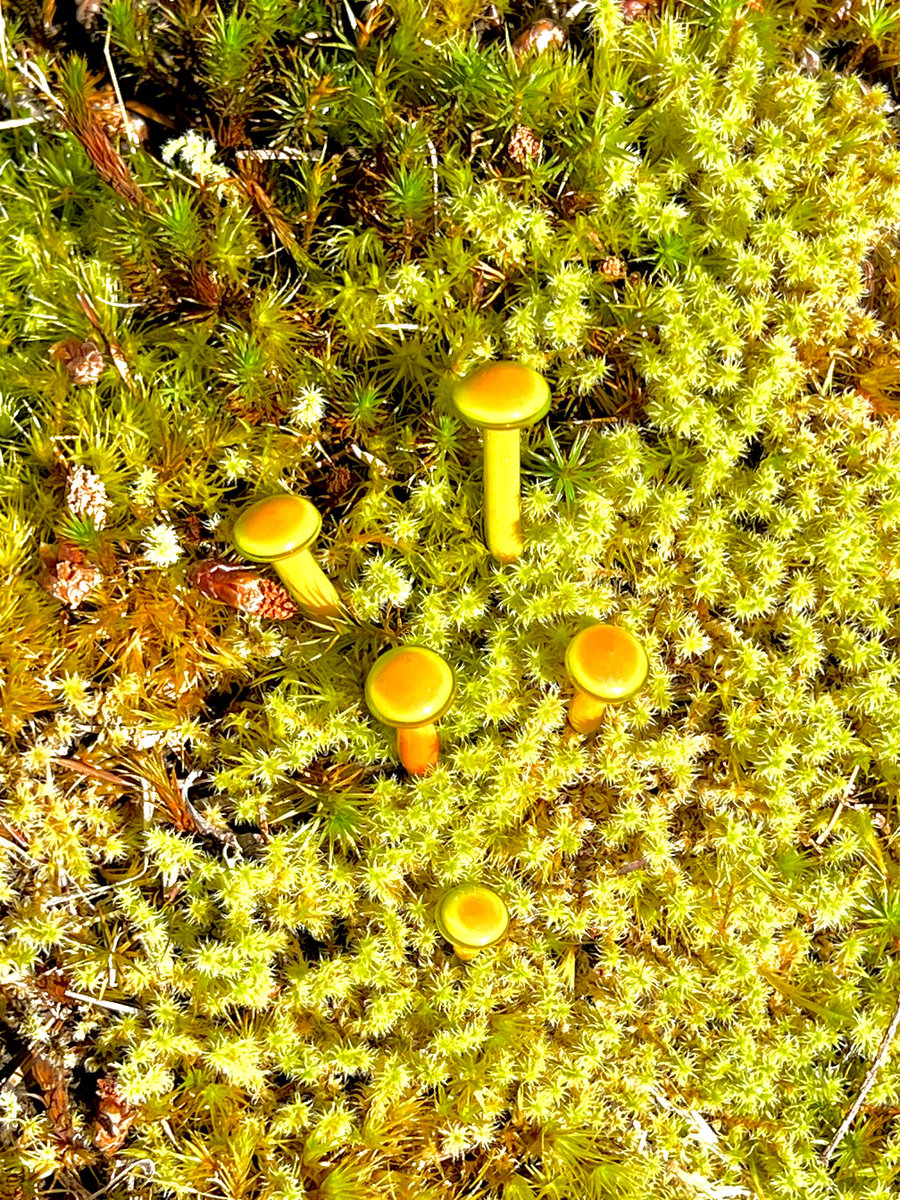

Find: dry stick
<box><xmin>103</xmin><ymin>23</ymin><xmax>138</xmax><ymax>147</ymax></box>
<box><xmin>63</xmin><ymin>990</ymin><xmax>139</xmax><ymax>1015</ymax></box>
<box><xmin>50</xmin><ymin>756</ymin><xmax>131</xmax><ymax>788</ymax></box>
<box><xmin>814</xmin><ymin>764</ymin><xmax>860</xmax><ymax>846</ymax></box>
<box><xmin>614</xmin><ymin>857</ymin><xmax>648</xmax><ymax>875</ymax></box>
<box><xmin>76</xmin><ymin>291</ymin><xmax>136</xmax><ymax>391</ymax></box>
<box><xmin>822</xmin><ymin>987</ymin><xmax>900</xmax><ymax>1163</ymax></box>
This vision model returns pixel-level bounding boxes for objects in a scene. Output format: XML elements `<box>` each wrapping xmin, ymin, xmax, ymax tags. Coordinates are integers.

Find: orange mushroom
<box><xmin>231</xmin><ymin>494</ymin><xmax>344</xmax><ymax>621</ymax></box>
<box><xmin>450</xmin><ymin>362</ymin><xmax>551</xmax><ymax>563</ymax></box>
<box><xmin>364</xmin><ymin>646</ymin><xmax>456</xmax><ymax>775</ymax></box>
<box><xmin>434</xmin><ymin>883</ymin><xmax>510</xmax><ymax>960</ymax></box>
<box><xmin>565</xmin><ymin>623</ymin><xmax>649</xmax><ymax>734</ymax></box>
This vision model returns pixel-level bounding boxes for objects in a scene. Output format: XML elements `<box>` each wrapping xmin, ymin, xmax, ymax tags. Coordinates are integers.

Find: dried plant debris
<box><xmin>4</xmin><ymin>2</ymin><xmax>900</xmax><ymax>1198</ymax></box>
<box><xmin>38</xmin><ymin>541</ymin><xmax>104</xmax><ymax>609</ymax></box>
<box><xmin>189</xmin><ymin>560</ymin><xmax>300</xmax><ymax>619</ymax></box>
<box><xmin>512</xmin><ymin>18</ymin><xmax>566</xmax><ymax>58</ymax></box>
<box><xmin>49</xmin><ymin>339</ymin><xmax>105</xmax><ymax>386</ymax></box>
<box><xmin>92</xmin><ymin>1076</ymin><xmax>136</xmax><ymax>1155</ymax></box>
<box><xmin>65</xmin><ymin>466</ymin><xmax>111</xmax><ymax>528</ymax></box>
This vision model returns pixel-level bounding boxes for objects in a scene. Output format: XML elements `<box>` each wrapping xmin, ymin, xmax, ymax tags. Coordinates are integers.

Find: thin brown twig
<box><xmin>76</xmin><ymin>292</ymin><xmax>136</xmax><ymax>391</ymax></box>
<box><xmin>822</xmin><ymin>988</ymin><xmax>900</xmax><ymax>1163</ymax></box>
<box><xmin>614</xmin><ymin>857</ymin><xmax>648</xmax><ymax>875</ymax></box>
<box><xmin>50</xmin><ymin>757</ymin><xmax>131</xmax><ymax>788</ymax></box>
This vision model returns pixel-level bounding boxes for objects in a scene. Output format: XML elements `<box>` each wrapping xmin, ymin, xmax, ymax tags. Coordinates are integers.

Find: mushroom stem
<box><xmin>483</xmin><ymin>427</ymin><xmax>523</xmax><ymax>563</ymax></box>
<box><xmin>274</xmin><ymin>549</ymin><xmax>344</xmax><ymax>620</ymax></box>
<box><xmin>396</xmin><ymin>724</ymin><xmax>440</xmax><ymax>775</ymax></box>
<box><xmin>452</xmin><ymin>944</ymin><xmax>481</xmax><ymax>960</ymax></box>
<box><xmin>568</xmin><ymin>688</ymin><xmax>607</xmax><ymax>734</ymax></box>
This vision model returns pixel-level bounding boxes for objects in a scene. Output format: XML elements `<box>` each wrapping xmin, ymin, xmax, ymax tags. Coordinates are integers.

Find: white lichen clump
<box><xmin>142</xmin><ymin>523</ymin><xmax>183</xmax><ymax>567</ymax></box>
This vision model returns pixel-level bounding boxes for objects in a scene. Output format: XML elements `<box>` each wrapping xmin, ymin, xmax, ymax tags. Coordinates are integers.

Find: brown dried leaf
<box><xmin>237</xmin><ymin>165</ymin><xmax>305</xmax><ymax>267</ymax></box>
<box><xmin>49</xmin><ymin>338</ymin><xmax>105</xmax><ymax>385</ymax></box>
<box><xmin>512</xmin><ymin>18</ymin><xmax>565</xmax><ymax>57</ymax></box>
<box><xmin>190</xmin><ymin>261</ymin><xmax>223</xmax><ymax>308</ymax></box>
<box><xmin>31</xmin><ymin>1053</ymin><xmax>74</xmax><ymax>1143</ymax></box>
<box><xmin>93</xmin><ymin>1076</ymin><xmax>135</xmax><ymax>1154</ymax></box>
<box><xmin>76</xmin><ymin>293</ymin><xmax>136</xmax><ymax>391</ymax></box>
<box><xmin>33</xmin><ymin>970</ymin><xmax>74</xmax><ymax>1006</ymax></box>
<box><xmin>63</xmin><ymin>112</ymin><xmax>149</xmax><ymax>208</ymax></box>
<box><xmin>189</xmin><ymin>560</ymin><xmax>298</xmax><ymax>619</ymax></box>
<box><xmin>39</xmin><ymin>542</ymin><xmax>104</xmax><ymax>610</ymax></box>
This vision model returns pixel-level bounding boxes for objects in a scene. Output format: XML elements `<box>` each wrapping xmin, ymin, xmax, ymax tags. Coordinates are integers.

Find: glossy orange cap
<box><xmin>435</xmin><ymin>884</ymin><xmax>509</xmax><ymax>949</ymax></box>
<box><xmin>364</xmin><ymin>646</ymin><xmax>456</xmax><ymax>729</ymax></box>
<box><xmin>565</xmin><ymin>624</ymin><xmax>649</xmax><ymax>702</ymax></box>
<box><xmin>232</xmin><ymin>494</ymin><xmax>321</xmax><ymax>562</ymax></box>
<box><xmin>451</xmin><ymin>362</ymin><xmax>551</xmax><ymax>431</ymax></box>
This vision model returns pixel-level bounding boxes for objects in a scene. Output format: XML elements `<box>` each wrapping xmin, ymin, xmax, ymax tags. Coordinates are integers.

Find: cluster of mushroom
<box><xmin>230</xmin><ymin>362</ymin><xmax>650</xmax><ymax>960</ymax></box>
<box><xmin>230</xmin><ymin>360</ymin><xmax>556</xmax><ymax>605</ymax></box>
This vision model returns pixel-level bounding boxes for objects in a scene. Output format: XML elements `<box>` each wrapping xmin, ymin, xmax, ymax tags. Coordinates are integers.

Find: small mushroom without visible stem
<box><xmin>231</xmin><ymin>494</ymin><xmax>344</xmax><ymax>621</ymax></box>
<box><xmin>565</xmin><ymin>624</ymin><xmax>649</xmax><ymax>734</ymax></box>
<box><xmin>450</xmin><ymin>362</ymin><xmax>551</xmax><ymax>563</ymax></box>
<box><xmin>365</xmin><ymin>646</ymin><xmax>456</xmax><ymax>775</ymax></box>
<box><xmin>434</xmin><ymin>883</ymin><xmax>509</xmax><ymax>960</ymax></box>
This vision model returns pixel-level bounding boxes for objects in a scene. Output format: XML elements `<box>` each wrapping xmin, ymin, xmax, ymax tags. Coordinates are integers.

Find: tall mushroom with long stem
<box><xmin>565</xmin><ymin>623</ymin><xmax>649</xmax><ymax>734</ymax></box>
<box><xmin>450</xmin><ymin>362</ymin><xmax>551</xmax><ymax>563</ymax></box>
<box><xmin>365</xmin><ymin>646</ymin><xmax>456</xmax><ymax>775</ymax></box>
<box><xmin>434</xmin><ymin>883</ymin><xmax>510</xmax><ymax>960</ymax></box>
<box><xmin>231</xmin><ymin>494</ymin><xmax>344</xmax><ymax>621</ymax></box>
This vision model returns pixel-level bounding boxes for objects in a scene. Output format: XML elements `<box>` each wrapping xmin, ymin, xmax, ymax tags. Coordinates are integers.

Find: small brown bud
<box><xmin>508</xmin><ymin>125</ymin><xmax>542</xmax><ymax>165</ymax></box>
<box><xmin>619</xmin><ymin>0</ymin><xmax>659</xmax><ymax>21</ymax></box>
<box><xmin>327</xmin><ymin>465</ymin><xmax>354</xmax><ymax>497</ymax></box>
<box><xmin>600</xmin><ymin>255</ymin><xmax>627</xmax><ymax>281</ymax></box>
<box><xmin>39</xmin><ymin>542</ymin><xmax>104</xmax><ymax>609</ymax></box>
<box><xmin>248</xmin><ymin>577</ymin><xmax>301</xmax><ymax>620</ymax></box>
<box><xmin>49</xmin><ymin>338</ymin><xmax>105</xmax><ymax>385</ymax></box>
<box><xmin>189</xmin><ymin>560</ymin><xmax>299</xmax><ymax>619</ymax></box>
<box><xmin>93</xmin><ymin>1076</ymin><xmax>135</xmax><ymax>1154</ymax></box>
<box><xmin>512</xmin><ymin>18</ymin><xmax>565</xmax><ymax>58</ymax></box>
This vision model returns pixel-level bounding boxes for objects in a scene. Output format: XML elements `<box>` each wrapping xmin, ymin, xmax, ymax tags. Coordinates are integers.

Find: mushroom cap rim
<box><xmin>364</xmin><ymin>645</ymin><xmax>457</xmax><ymax>729</ymax></box>
<box><xmin>565</xmin><ymin>626</ymin><xmax>650</xmax><ymax>702</ymax></box>
<box><xmin>232</xmin><ymin>494</ymin><xmax>322</xmax><ymax>562</ymax></box>
<box><xmin>450</xmin><ymin>362</ymin><xmax>551</xmax><ymax>430</ymax></box>
<box><xmin>434</xmin><ymin>884</ymin><xmax>510</xmax><ymax>949</ymax></box>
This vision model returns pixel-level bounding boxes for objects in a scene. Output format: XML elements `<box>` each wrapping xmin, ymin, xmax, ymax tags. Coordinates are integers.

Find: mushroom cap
<box><xmin>232</xmin><ymin>494</ymin><xmax>321</xmax><ymax>562</ymax></box>
<box><xmin>565</xmin><ymin>624</ymin><xmax>649</xmax><ymax>702</ymax></box>
<box><xmin>450</xmin><ymin>361</ymin><xmax>551</xmax><ymax>431</ymax></box>
<box><xmin>435</xmin><ymin>884</ymin><xmax>509</xmax><ymax>949</ymax></box>
<box><xmin>364</xmin><ymin>646</ymin><xmax>456</xmax><ymax>729</ymax></box>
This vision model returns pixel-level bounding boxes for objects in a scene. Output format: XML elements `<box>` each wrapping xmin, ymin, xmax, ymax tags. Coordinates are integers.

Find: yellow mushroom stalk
<box><xmin>364</xmin><ymin>646</ymin><xmax>456</xmax><ymax>775</ymax></box>
<box><xmin>231</xmin><ymin>494</ymin><xmax>344</xmax><ymax>621</ymax></box>
<box><xmin>434</xmin><ymin>883</ymin><xmax>509</xmax><ymax>960</ymax></box>
<box><xmin>450</xmin><ymin>361</ymin><xmax>551</xmax><ymax>563</ymax></box>
<box><xmin>565</xmin><ymin>623</ymin><xmax>649</xmax><ymax>734</ymax></box>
